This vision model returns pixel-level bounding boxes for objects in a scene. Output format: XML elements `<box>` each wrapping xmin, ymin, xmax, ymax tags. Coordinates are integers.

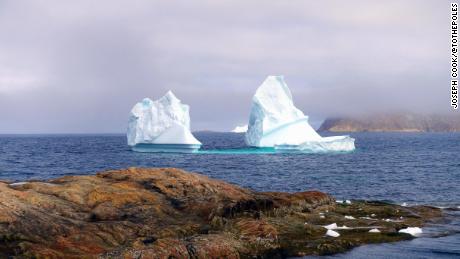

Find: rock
<box><xmin>0</xmin><ymin>168</ymin><xmax>442</xmax><ymax>258</ymax></box>
<box><xmin>319</xmin><ymin>113</ymin><xmax>460</xmax><ymax>132</ymax></box>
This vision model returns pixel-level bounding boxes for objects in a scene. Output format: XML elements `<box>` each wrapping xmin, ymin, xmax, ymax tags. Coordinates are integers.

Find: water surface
<box><xmin>0</xmin><ymin>132</ymin><xmax>459</xmax><ymax>258</ymax></box>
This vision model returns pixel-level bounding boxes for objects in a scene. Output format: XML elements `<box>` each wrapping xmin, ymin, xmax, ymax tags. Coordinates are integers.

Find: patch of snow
<box><xmin>9</xmin><ymin>182</ymin><xmax>28</xmax><ymax>186</ymax></box>
<box><xmin>323</xmin><ymin>223</ymin><xmax>350</xmax><ymax>230</ymax></box>
<box><xmin>369</xmin><ymin>228</ymin><xmax>381</xmax><ymax>233</ymax></box>
<box><xmin>326</xmin><ymin>229</ymin><xmax>340</xmax><ymax>237</ymax></box>
<box><xmin>384</xmin><ymin>218</ymin><xmax>403</xmax><ymax>223</ymax></box>
<box><xmin>399</xmin><ymin>227</ymin><xmax>422</xmax><ymax>236</ymax></box>
<box><xmin>344</xmin><ymin>215</ymin><xmax>356</xmax><ymax>220</ymax></box>
<box><xmin>323</xmin><ymin>223</ymin><xmax>338</xmax><ymax>230</ymax></box>
<box><xmin>337</xmin><ymin>225</ymin><xmax>351</xmax><ymax>229</ymax></box>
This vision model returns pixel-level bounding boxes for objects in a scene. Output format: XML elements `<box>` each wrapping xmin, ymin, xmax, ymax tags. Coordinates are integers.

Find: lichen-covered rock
<box><xmin>0</xmin><ymin>168</ymin><xmax>442</xmax><ymax>258</ymax></box>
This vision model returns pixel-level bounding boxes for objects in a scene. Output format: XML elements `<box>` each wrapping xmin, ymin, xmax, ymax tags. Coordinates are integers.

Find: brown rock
<box><xmin>0</xmin><ymin>168</ymin><xmax>442</xmax><ymax>258</ymax></box>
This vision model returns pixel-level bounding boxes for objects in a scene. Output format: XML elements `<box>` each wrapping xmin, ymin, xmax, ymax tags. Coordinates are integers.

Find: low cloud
<box><xmin>0</xmin><ymin>0</ymin><xmax>451</xmax><ymax>133</ymax></box>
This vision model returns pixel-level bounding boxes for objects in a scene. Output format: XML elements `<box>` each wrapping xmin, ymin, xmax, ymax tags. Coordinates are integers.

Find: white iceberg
<box><xmin>127</xmin><ymin>91</ymin><xmax>202</xmax><ymax>152</ymax></box>
<box><xmin>231</xmin><ymin>124</ymin><xmax>248</xmax><ymax>133</ymax></box>
<box><xmin>245</xmin><ymin>76</ymin><xmax>355</xmax><ymax>152</ymax></box>
<box><xmin>399</xmin><ymin>227</ymin><xmax>422</xmax><ymax>237</ymax></box>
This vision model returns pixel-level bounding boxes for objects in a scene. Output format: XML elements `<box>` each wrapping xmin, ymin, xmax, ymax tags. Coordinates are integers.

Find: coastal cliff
<box><xmin>0</xmin><ymin>168</ymin><xmax>441</xmax><ymax>258</ymax></box>
<box><xmin>318</xmin><ymin>113</ymin><xmax>460</xmax><ymax>132</ymax></box>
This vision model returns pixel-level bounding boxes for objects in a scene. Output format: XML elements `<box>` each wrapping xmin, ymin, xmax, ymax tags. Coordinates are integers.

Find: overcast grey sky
<box><xmin>0</xmin><ymin>0</ymin><xmax>452</xmax><ymax>133</ymax></box>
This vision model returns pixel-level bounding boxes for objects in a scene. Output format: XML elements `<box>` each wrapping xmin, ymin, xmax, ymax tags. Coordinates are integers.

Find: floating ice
<box><xmin>369</xmin><ymin>228</ymin><xmax>381</xmax><ymax>233</ymax></box>
<box><xmin>275</xmin><ymin>136</ymin><xmax>355</xmax><ymax>153</ymax></box>
<box><xmin>326</xmin><ymin>229</ymin><xmax>340</xmax><ymax>237</ymax></box>
<box><xmin>231</xmin><ymin>124</ymin><xmax>248</xmax><ymax>133</ymax></box>
<box><xmin>127</xmin><ymin>91</ymin><xmax>201</xmax><ymax>152</ymax></box>
<box><xmin>245</xmin><ymin>76</ymin><xmax>355</xmax><ymax>152</ymax></box>
<box><xmin>399</xmin><ymin>227</ymin><xmax>423</xmax><ymax>236</ymax></box>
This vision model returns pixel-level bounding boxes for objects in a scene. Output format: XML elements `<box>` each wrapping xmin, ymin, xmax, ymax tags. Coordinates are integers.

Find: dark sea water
<box><xmin>0</xmin><ymin>132</ymin><xmax>459</xmax><ymax>258</ymax></box>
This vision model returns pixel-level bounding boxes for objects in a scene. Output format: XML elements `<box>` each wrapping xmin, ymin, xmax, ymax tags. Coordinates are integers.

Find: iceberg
<box><xmin>127</xmin><ymin>91</ymin><xmax>201</xmax><ymax>152</ymax></box>
<box><xmin>231</xmin><ymin>124</ymin><xmax>248</xmax><ymax>133</ymax></box>
<box><xmin>245</xmin><ymin>76</ymin><xmax>355</xmax><ymax>152</ymax></box>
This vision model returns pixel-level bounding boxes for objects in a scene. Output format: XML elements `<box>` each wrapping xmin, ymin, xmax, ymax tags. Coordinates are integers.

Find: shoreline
<box><xmin>0</xmin><ymin>168</ymin><xmax>444</xmax><ymax>258</ymax></box>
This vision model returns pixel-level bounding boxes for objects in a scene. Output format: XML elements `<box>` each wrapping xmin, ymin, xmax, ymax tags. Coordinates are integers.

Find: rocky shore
<box><xmin>0</xmin><ymin>168</ymin><xmax>442</xmax><ymax>258</ymax></box>
<box><xmin>318</xmin><ymin>113</ymin><xmax>460</xmax><ymax>132</ymax></box>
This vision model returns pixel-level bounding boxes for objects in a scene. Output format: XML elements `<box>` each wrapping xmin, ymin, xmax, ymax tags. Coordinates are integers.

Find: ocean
<box><xmin>0</xmin><ymin>132</ymin><xmax>459</xmax><ymax>258</ymax></box>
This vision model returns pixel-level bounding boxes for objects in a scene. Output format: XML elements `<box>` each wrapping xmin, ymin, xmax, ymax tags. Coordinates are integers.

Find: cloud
<box><xmin>0</xmin><ymin>0</ymin><xmax>451</xmax><ymax>133</ymax></box>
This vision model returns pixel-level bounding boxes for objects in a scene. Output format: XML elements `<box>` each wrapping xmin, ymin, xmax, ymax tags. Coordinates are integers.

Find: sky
<box><xmin>0</xmin><ymin>0</ymin><xmax>452</xmax><ymax>133</ymax></box>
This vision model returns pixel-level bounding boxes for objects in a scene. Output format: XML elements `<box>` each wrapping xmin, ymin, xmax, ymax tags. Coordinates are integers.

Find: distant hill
<box><xmin>318</xmin><ymin>113</ymin><xmax>460</xmax><ymax>132</ymax></box>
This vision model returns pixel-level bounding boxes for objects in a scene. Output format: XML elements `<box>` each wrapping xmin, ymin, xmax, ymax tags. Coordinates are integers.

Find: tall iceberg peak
<box><xmin>245</xmin><ymin>76</ymin><xmax>321</xmax><ymax>147</ymax></box>
<box><xmin>245</xmin><ymin>76</ymin><xmax>355</xmax><ymax>152</ymax></box>
<box><xmin>127</xmin><ymin>91</ymin><xmax>201</xmax><ymax>151</ymax></box>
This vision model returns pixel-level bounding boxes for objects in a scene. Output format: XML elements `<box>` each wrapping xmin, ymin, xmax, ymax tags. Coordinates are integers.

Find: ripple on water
<box><xmin>0</xmin><ymin>132</ymin><xmax>459</xmax><ymax>257</ymax></box>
